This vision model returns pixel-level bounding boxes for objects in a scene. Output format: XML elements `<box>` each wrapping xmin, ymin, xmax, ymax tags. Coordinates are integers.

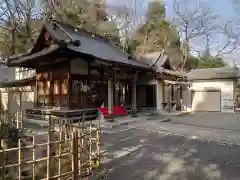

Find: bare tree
<box><xmin>0</xmin><ymin>0</ymin><xmax>41</xmax><ymax>57</ymax></box>
<box><xmin>107</xmin><ymin>0</ymin><xmax>147</xmax><ymax>52</ymax></box>
<box><xmin>173</xmin><ymin>0</ymin><xmax>238</xmax><ymax>69</ymax></box>
<box><xmin>0</xmin><ymin>0</ymin><xmax>22</xmax><ymax>55</ymax></box>
<box><xmin>17</xmin><ymin>0</ymin><xmax>40</xmax><ymax>45</ymax></box>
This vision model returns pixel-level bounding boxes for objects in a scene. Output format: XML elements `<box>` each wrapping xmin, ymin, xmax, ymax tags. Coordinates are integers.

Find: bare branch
<box><xmin>172</xmin><ymin>0</ymin><xmax>239</xmax><ymax>69</ymax></box>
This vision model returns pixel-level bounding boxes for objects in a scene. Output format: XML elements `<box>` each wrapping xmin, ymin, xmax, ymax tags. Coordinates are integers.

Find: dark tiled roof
<box><xmin>7</xmin><ymin>45</ymin><xmax>60</xmax><ymax>66</ymax></box>
<box><xmin>47</xmin><ymin>22</ymin><xmax>151</xmax><ymax>69</ymax></box>
<box><xmin>187</xmin><ymin>67</ymin><xmax>240</xmax><ymax>80</ymax></box>
<box><xmin>7</xmin><ymin>22</ymin><xmax>151</xmax><ymax>70</ymax></box>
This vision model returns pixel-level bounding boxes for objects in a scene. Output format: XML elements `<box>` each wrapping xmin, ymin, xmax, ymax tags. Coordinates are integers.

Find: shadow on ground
<box><xmin>100</xmin><ymin>128</ymin><xmax>240</xmax><ymax>180</ymax></box>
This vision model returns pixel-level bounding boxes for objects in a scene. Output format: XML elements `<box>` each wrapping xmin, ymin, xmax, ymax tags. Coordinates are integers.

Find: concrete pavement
<box><xmin>94</xmin><ymin>112</ymin><xmax>240</xmax><ymax>179</ymax></box>
<box><xmin>100</xmin><ymin>127</ymin><xmax>240</xmax><ymax>180</ymax></box>
<box><xmin>127</xmin><ymin>121</ymin><xmax>240</xmax><ymax>146</ymax></box>
<box><xmin>169</xmin><ymin>112</ymin><xmax>240</xmax><ymax>132</ymax></box>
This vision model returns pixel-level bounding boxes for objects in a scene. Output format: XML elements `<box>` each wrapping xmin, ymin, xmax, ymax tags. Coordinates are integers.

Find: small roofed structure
<box><xmin>142</xmin><ymin>51</ymin><xmax>185</xmax><ymax>78</ymax></box>
<box><xmin>141</xmin><ymin>51</ymin><xmax>187</xmax><ymax>112</ymax></box>
<box><xmin>186</xmin><ymin>67</ymin><xmax>240</xmax><ymax>113</ymax></box>
<box><xmin>187</xmin><ymin>67</ymin><xmax>240</xmax><ymax>80</ymax></box>
<box><xmin>6</xmin><ymin>21</ymin><xmax>155</xmax><ymax>118</ymax></box>
<box><xmin>5</xmin><ymin>21</ymin><xmax>186</xmax><ymax>119</ymax></box>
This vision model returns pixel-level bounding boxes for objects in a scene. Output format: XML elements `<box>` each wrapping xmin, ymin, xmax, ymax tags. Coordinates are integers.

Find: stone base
<box><xmin>131</xmin><ymin>110</ymin><xmax>138</xmax><ymax>117</ymax></box>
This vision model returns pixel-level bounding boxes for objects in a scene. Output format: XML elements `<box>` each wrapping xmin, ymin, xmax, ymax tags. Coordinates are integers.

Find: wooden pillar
<box><xmin>168</xmin><ymin>84</ymin><xmax>171</xmax><ymax>113</ymax></box>
<box><xmin>108</xmin><ymin>78</ymin><xmax>113</xmax><ymax>115</ymax></box>
<box><xmin>131</xmin><ymin>73</ymin><xmax>138</xmax><ymax>117</ymax></box>
<box><xmin>176</xmin><ymin>85</ymin><xmax>182</xmax><ymax>111</ymax></box>
<box><xmin>156</xmin><ymin>80</ymin><xmax>162</xmax><ymax>110</ymax></box>
<box><xmin>68</xmin><ymin>61</ymin><xmax>72</xmax><ymax>109</ymax></box>
<box><xmin>19</xmin><ymin>92</ymin><xmax>22</xmax><ymax>113</ymax></box>
<box><xmin>34</xmin><ymin>77</ymin><xmax>38</xmax><ymax>108</ymax></box>
<box><xmin>100</xmin><ymin>65</ymin><xmax>105</xmax><ymax>107</ymax></box>
<box><xmin>113</xmin><ymin>66</ymin><xmax>117</xmax><ymax>106</ymax></box>
<box><xmin>49</xmin><ymin>68</ymin><xmax>53</xmax><ymax>107</ymax></box>
<box><xmin>87</xmin><ymin>61</ymin><xmax>91</xmax><ymax>108</ymax></box>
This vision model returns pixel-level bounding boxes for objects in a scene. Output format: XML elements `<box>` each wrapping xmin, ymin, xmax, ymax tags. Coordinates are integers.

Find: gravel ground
<box><xmin>100</xmin><ymin>126</ymin><xmax>240</xmax><ymax>180</ymax></box>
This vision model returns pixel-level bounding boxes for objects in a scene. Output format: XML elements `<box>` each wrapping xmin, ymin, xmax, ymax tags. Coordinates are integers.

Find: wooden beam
<box><xmin>156</xmin><ymin>74</ymin><xmax>177</xmax><ymax>81</ymax></box>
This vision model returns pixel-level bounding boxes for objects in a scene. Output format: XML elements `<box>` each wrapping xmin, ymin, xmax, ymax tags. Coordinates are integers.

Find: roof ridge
<box><xmin>52</xmin><ymin>20</ymin><xmax>119</xmax><ymax>45</ymax></box>
<box><xmin>53</xmin><ymin>21</ymin><xmax>147</xmax><ymax>64</ymax></box>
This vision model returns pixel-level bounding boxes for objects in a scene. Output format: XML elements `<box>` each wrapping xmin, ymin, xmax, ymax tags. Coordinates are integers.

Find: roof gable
<box><xmin>142</xmin><ymin>52</ymin><xmax>175</xmax><ymax>71</ymax></box>
<box><xmin>8</xmin><ymin>21</ymin><xmax>151</xmax><ymax>70</ymax></box>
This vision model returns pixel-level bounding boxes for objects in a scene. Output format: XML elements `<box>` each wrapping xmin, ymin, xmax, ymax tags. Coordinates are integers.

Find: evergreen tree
<box><xmin>197</xmin><ymin>56</ymin><xmax>226</xmax><ymax>69</ymax></box>
<box><xmin>42</xmin><ymin>0</ymin><xmax>120</xmax><ymax>43</ymax></box>
<box><xmin>129</xmin><ymin>0</ymin><xmax>182</xmax><ymax>65</ymax></box>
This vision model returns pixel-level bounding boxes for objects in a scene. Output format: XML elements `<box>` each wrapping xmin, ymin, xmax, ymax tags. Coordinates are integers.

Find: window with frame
<box><xmin>15</xmin><ymin>67</ymin><xmax>35</xmax><ymax>80</ymax></box>
<box><xmin>61</xmin><ymin>78</ymin><xmax>68</xmax><ymax>106</ymax></box>
<box><xmin>37</xmin><ymin>80</ymin><xmax>51</xmax><ymax>107</ymax></box>
<box><xmin>53</xmin><ymin>79</ymin><xmax>61</xmax><ymax>106</ymax></box>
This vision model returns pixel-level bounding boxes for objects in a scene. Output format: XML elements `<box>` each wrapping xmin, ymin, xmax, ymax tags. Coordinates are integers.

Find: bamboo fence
<box><xmin>0</xmin><ymin>112</ymin><xmax>101</xmax><ymax>180</ymax></box>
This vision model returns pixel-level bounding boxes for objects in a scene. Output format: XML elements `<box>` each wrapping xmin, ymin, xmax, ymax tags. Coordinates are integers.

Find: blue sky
<box><xmin>107</xmin><ymin>0</ymin><xmax>239</xmax><ymax>65</ymax></box>
<box><xmin>165</xmin><ymin>0</ymin><xmax>235</xmax><ymax>20</ymax></box>
<box><xmin>107</xmin><ymin>0</ymin><xmax>236</xmax><ymax>20</ymax></box>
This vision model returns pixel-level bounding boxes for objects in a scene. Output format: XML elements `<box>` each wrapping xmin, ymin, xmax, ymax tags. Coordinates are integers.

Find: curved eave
<box><xmin>6</xmin><ymin>45</ymin><xmax>60</xmax><ymax>67</ymax></box>
<box><xmin>156</xmin><ymin>68</ymin><xmax>186</xmax><ymax>78</ymax></box>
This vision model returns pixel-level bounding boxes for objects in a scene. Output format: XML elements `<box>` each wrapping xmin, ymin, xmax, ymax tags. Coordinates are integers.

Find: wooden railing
<box><xmin>0</xmin><ymin>112</ymin><xmax>101</xmax><ymax>179</ymax></box>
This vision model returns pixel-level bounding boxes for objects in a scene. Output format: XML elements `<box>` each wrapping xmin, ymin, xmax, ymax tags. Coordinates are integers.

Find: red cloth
<box><xmin>98</xmin><ymin>106</ymin><xmax>127</xmax><ymax>117</ymax></box>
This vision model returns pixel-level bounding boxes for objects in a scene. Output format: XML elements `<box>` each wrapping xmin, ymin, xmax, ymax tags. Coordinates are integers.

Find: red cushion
<box><xmin>98</xmin><ymin>106</ymin><xmax>127</xmax><ymax>117</ymax></box>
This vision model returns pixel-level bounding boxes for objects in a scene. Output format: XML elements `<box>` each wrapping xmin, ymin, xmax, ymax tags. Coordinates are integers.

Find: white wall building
<box><xmin>0</xmin><ymin>67</ymin><xmax>35</xmax><ymax>113</ymax></box>
<box><xmin>183</xmin><ymin>67</ymin><xmax>239</xmax><ymax>113</ymax></box>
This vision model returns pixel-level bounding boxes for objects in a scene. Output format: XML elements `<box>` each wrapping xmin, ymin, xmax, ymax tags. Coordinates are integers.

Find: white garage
<box><xmin>192</xmin><ymin>90</ymin><xmax>221</xmax><ymax>112</ymax></box>
<box><xmin>186</xmin><ymin>67</ymin><xmax>239</xmax><ymax>113</ymax></box>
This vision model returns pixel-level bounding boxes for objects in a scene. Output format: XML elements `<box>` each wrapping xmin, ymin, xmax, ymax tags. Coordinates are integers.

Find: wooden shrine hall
<box><xmin>6</xmin><ymin>21</ymin><xmax>185</xmax><ymax>119</ymax></box>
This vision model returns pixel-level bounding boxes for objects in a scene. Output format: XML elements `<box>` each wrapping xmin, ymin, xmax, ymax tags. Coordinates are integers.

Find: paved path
<box><xmin>100</xmin><ymin>126</ymin><xmax>240</xmax><ymax>180</ymax></box>
<box><xmin>127</xmin><ymin>121</ymin><xmax>240</xmax><ymax>146</ymax></box>
<box><xmin>170</xmin><ymin>112</ymin><xmax>240</xmax><ymax>132</ymax></box>
<box><xmin>100</xmin><ymin>113</ymin><xmax>240</xmax><ymax>146</ymax></box>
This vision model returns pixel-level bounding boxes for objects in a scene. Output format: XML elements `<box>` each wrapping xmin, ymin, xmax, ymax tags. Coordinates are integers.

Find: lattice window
<box><xmin>15</xmin><ymin>67</ymin><xmax>35</xmax><ymax>80</ymax></box>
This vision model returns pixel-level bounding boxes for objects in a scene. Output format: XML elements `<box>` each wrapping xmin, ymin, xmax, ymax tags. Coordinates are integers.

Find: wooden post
<box><xmin>16</xmin><ymin>112</ymin><xmax>19</xmax><ymax>129</ymax></box>
<box><xmin>78</xmin><ymin>131</ymin><xmax>81</xmax><ymax>177</ymax></box>
<box><xmin>96</xmin><ymin>122</ymin><xmax>100</xmax><ymax>169</ymax></box>
<box><xmin>18</xmin><ymin>138</ymin><xmax>22</xmax><ymax>180</ymax></box>
<box><xmin>168</xmin><ymin>85</ymin><xmax>171</xmax><ymax>113</ymax></box>
<box><xmin>19</xmin><ymin>92</ymin><xmax>22</xmax><ymax>114</ymax></box>
<box><xmin>113</xmin><ymin>66</ymin><xmax>117</xmax><ymax>106</ymax></box>
<box><xmin>20</xmin><ymin>111</ymin><xmax>23</xmax><ymax>129</ymax></box>
<box><xmin>107</xmin><ymin>78</ymin><xmax>113</xmax><ymax>115</ymax></box>
<box><xmin>71</xmin><ymin>131</ymin><xmax>78</xmax><ymax>179</ymax></box>
<box><xmin>47</xmin><ymin>115</ymin><xmax>53</xmax><ymax>179</ymax></box>
<box><xmin>32</xmin><ymin>136</ymin><xmax>36</xmax><ymax>180</ymax></box>
<box><xmin>89</xmin><ymin>121</ymin><xmax>92</xmax><ymax>174</ymax></box>
<box><xmin>1</xmin><ymin>140</ymin><xmax>5</xmax><ymax>180</ymax></box>
<box><xmin>50</xmin><ymin>69</ymin><xmax>54</xmax><ymax>107</ymax></box>
<box><xmin>131</xmin><ymin>73</ymin><xmax>138</xmax><ymax>117</ymax></box>
<box><xmin>58</xmin><ymin>131</ymin><xmax>63</xmax><ymax>179</ymax></box>
<box><xmin>68</xmin><ymin>60</ymin><xmax>72</xmax><ymax>109</ymax></box>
